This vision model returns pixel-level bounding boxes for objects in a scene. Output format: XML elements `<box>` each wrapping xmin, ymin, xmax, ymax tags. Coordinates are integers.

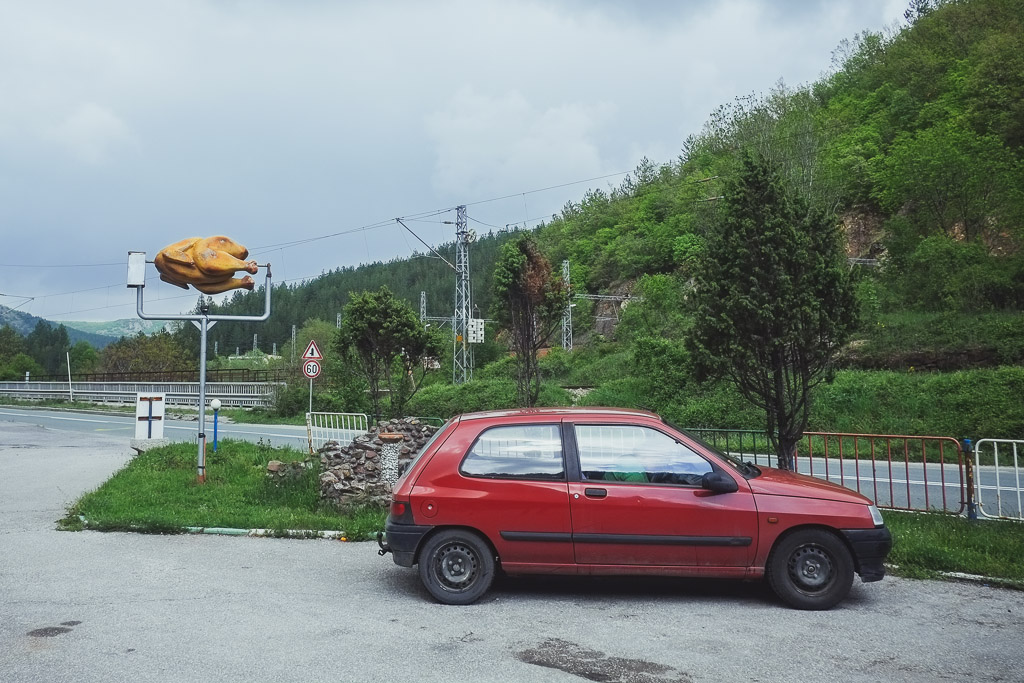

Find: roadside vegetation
<box><xmin>883</xmin><ymin>511</ymin><xmax>1024</xmax><ymax>584</ymax></box>
<box><xmin>61</xmin><ymin>440</ymin><xmax>381</xmax><ymax>539</ymax></box>
<box><xmin>60</xmin><ymin>439</ymin><xmax>1024</xmax><ymax>585</ymax></box>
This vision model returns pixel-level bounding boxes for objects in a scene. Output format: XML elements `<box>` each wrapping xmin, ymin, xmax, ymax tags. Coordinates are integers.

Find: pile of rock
<box><xmin>266</xmin><ymin>458</ymin><xmax>315</xmax><ymax>483</ymax></box>
<box><xmin>318</xmin><ymin>418</ymin><xmax>439</xmax><ymax>507</ymax></box>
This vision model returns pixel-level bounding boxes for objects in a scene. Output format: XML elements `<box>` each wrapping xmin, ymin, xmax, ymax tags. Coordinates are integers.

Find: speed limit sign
<box><xmin>302</xmin><ymin>359</ymin><xmax>321</xmax><ymax>379</ymax></box>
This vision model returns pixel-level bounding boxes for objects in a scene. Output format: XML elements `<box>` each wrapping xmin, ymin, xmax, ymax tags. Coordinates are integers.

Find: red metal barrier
<box><xmin>797</xmin><ymin>432</ymin><xmax>965</xmax><ymax>514</ymax></box>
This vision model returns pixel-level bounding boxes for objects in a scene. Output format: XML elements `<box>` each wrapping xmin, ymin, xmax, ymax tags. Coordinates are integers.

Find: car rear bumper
<box><xmin>380</xmin><ymin>520</ymin><xmax>433</xmax><ymax>567</ymax></box>
<box><xmin>842</xmin><ymin>527</ymin><xmax>893</xmax><ymax>582</ymax></box>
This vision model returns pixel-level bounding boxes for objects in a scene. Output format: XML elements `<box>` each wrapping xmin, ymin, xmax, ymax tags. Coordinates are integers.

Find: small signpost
<box><xmin>302</xmin><ymin>340</ymin><xmax>322</xmax><ymax>412</ymax></box>
<box><xmin>135</xmin><ymin>393</ymin><xmax>166</xmax><ymax>440</ymax></box>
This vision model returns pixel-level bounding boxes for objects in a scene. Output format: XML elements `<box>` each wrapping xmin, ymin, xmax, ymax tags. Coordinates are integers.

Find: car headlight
<box><xmin>868</xmin><ymin>504</ymin><xmax>884</xmax><ymax>527</ymax></box>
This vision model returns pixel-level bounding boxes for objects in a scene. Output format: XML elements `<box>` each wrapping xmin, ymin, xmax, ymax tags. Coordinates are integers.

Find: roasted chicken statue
<box><xmin>154</xmin><ymin>236</ymin><xmax>259</xmax><ymax>294</ymax></box>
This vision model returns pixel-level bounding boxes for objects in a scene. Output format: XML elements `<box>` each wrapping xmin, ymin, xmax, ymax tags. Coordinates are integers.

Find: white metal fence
<box><xmin>974</xmin><ymin>439</ymin><xmax>1024</xmax><ymax>520</ymax></box>
<box><xmin>306</xmin><ymin>412</ymin><xmax>370</xmax><ymax>454</ymax></box>
<box><xmin>0</xmin><ymin>381</ymin><xmax>283</xmax><ymax>408</ymax></box>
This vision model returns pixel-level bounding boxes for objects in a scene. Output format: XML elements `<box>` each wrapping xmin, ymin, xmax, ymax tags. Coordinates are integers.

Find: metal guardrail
<box><xmin>687</xmin><ymin>427</ymin><xmax>966</xmax><ymax>514</ymax></box>
<box><xmin>306</xmin><ymin>412</ymin><xmax>370</xmax><ymax>454</ymax></box>
<box><xmin>28</xmin><ymin>368</ymin><xmax>291</xmax><ymax>383</ymax></box>
<box><xmin>973</xmin><ymin>439</ymin><xmax>1024</xmax><ymax>520</ymax></box>
<box><xmin>799</xmin><ymin>432</ymin><xmax>965</xmax><ymax>514</ymax></box>
<box><xmin>0</xmin><ymin>381</ymin><xmax>283</xmax><ymax>408</ymax></box>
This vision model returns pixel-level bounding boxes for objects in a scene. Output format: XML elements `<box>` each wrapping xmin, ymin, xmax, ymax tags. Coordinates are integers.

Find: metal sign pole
<box><xmin>128</xmin><ymin>252</ymin><xmax>272</xmax><ymax>483</ymax></box>
<box><xmin>66</xmin><ymin>351</ymin><xmax>74</xmax><ymax>402</ymax></box>
<box><xmin>197</xmin><ymin>306</ymin><xmax>209</xmax><ymax>483</ymax></box>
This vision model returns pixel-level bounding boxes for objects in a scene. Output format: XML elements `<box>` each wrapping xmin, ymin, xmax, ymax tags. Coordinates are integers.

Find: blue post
<box><xmin>213</xmin><ymin>408</ymin><xmax>219</xmax><ymax>453</ymax></box>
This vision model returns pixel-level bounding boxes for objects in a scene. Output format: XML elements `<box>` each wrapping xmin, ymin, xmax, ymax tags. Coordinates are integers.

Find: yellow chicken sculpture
<box><xmin>154</xmin><ymin>236</ymin><xmax>259</xmax><ymax>294</ymax></box>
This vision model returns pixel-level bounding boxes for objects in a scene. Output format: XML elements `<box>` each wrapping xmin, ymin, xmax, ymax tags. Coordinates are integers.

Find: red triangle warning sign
<box><xmin>302</xmin><ymin>339</ymin><xmax>323</xmax><ymax>361</ymax></box>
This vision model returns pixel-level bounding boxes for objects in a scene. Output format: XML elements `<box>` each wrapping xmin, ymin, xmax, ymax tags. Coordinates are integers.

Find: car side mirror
<box><xmin>701</xmin><ymin>471</ymin><xmax>738</xmax><ymax>494</ymax></box>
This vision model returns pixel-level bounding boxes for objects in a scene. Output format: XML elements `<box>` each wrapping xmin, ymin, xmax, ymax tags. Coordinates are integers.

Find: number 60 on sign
<box><xmin>303</xmin><ymin>360</ymin><xmax>321</xmax><ymax>379</ymax></box>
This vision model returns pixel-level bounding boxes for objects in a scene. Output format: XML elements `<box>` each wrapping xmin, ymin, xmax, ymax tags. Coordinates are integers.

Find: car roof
<box><xmin>455</xmin><ymin>406</ymin><xmax>661</xmax><ymax>422</ymax></box>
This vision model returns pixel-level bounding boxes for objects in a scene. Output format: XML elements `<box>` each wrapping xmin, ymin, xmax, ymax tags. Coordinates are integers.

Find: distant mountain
<box><xmin>62</xmin><ymin>318</ymin><xmax>173</xmax><ymax>340</ymax></box>
<box><xmin>0</xmin><ymin>305</ymin><xmax>118</xmax><ymax>348</ymax></box>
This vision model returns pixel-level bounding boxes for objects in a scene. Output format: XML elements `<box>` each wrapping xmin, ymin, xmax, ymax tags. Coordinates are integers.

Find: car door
<box><xmin>567</xmin><ymin>421</ymin><xmax>757</xmax><ymax>568</ymax></box>
<box><xmin>436</xmin><ymin>420</ymin><xmax>575</xmax><ymax>571</ymax></box>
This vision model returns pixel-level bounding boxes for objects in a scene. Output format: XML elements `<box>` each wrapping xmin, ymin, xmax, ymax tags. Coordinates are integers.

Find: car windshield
<box><xmin>664</xmin><ymin>421</ymin><xmax>762</xmax><ymax>478</ymax></box>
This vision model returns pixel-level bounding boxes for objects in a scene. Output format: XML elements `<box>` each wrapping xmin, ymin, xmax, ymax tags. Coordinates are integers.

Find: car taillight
<box><xmin>389</xmin><ymin>499</ymin><xmax>414</xmax><ymax>524</ymax></box>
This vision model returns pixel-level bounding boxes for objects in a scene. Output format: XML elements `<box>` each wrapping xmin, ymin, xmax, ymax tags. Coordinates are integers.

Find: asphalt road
<box><xmin>2</xmin><ymin>418</ymin><xmax>1024</xmax><ymax>682</ymax></box>
<box><xmin>0</xmin><ymin>406</ymin><xmax>315</xmax><ymax>452</ymax></box>
<box><xmin>4</xmin><ymin>405</ymin><xmax>1021</xmax><ymax>518</ymax></box>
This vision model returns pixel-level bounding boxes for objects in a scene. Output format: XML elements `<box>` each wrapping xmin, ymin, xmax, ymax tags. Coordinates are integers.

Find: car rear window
<box><xmin>460</xmin><ymin>424</ymin><xmax>565</xmax><ymax>480</ymax></box>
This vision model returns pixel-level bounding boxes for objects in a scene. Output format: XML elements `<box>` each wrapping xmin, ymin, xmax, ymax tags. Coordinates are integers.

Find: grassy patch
<box><xmin>845</xmin><ymin>311</ymin><xmax>1024</xmax><ymax>370</ymax></box>
<box><xmin>215</xmin><ymin>408</ymin><xmax>307</xmax><ymax>426</ymax></box>
<box><xmin>62</xmin><ymin>439</ymin><xmax>384</xmax><ymax>536</ymax></box>
<box><xmin>883</xmin><ymin>510</ymin><xmax>1024</xmax><ymax>583</ymax></box>
<box><xmin>60</xmin><ymin>441</ymin><xmax>1024</xmax><ymax>583</ymax></box>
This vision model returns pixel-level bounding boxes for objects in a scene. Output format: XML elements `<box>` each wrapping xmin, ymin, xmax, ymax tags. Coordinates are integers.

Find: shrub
<box><xmin>405</xmin><ymin>380</ymin><xmax>572</xmax><ymax>419</ymax></box>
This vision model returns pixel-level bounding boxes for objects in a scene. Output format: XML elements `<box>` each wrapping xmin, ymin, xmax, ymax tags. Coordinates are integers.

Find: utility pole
<box><xmin>253</xmin><ymin>333</ymin><xmax>257</xmax><ymax>353</ymax></box>
<box><xmin>420</xmin><ymin>291</ymin><xmax>426</xmax><ymax>324</ymax></box>
<box><xmin>291</xmin><ymin>325</ymin><xmax>296</xmax><ymax>364</ymax></box>
<box><xmin>337</xmin><ymin>312</ymin><xmax>341</xmax><ymax>329</ymax></box>
<box><xmin>562</xmin><ymin>259</ymin><xmax>572</xmax><ymax>351</ymax></box>
<box><xmin>453</xmin><ymin>205</ymin><xmax>473</xmax><ymax>384</ymax></box>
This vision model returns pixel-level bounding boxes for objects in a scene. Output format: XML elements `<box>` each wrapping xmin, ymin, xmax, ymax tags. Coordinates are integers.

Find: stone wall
<box><xmin>318</xmin><ymin>418</ymin><xmax>439</xmax><ymax>507</ymax></box>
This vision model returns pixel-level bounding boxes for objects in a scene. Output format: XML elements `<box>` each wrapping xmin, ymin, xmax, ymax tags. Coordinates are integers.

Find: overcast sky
<box><xmin>0</xmin><ymin>0</ymin><xmax>907</xmax><ymax>323</ymax></box>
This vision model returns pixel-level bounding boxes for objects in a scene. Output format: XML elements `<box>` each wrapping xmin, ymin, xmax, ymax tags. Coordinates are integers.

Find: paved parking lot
<box><xmin>2</xmin><ymin>420</ymin><xmax>1022</xmax><ymax>683</ymax></box>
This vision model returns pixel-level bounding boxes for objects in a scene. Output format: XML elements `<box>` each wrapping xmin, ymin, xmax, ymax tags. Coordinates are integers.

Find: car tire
<box><xmin>417</xmin><ymin>529</ymin><xmax>495</xmax><ymax>605</ymax></box>
<box><xmin>766</xmin><ymin>529</ymin><xmax>854</xmax><ymax>610</ymax></box>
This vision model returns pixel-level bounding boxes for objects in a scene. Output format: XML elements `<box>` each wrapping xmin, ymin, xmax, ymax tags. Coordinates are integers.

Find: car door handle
<box><xmin>584</xmin><ymin>488</ymin><xmax>607</xmax><ymax>498</ymax></box>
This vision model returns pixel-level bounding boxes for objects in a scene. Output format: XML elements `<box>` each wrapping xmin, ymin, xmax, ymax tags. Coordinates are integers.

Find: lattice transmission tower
<box><xmin>452</xmin><ymin>205</ymin><xmax>474</xmax><ymax>384</ymax></box>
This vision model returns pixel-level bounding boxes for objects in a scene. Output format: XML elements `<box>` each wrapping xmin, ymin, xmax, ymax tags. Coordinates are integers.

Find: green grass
<box><xmin>64</xmin><ymin>438</ymin><xmax>1024</xmax><ymax>585</ymax></box>
<box><xmin>882</xmin><ymin>510</ymin><xmax>1024</xmax><ymax>584</ymax></box>
<box><xmin>847</xmin><ymin>311</ymin><xmax>1024</xmax><ymax>370</ymax></box>
<box><xmin>62</xmin><ymin>439</ymin><xmax>385</xmax><ymax>537</ymax></box>
<box><xmin>216</xmin><ymin>408</ymin><xmax>307</xmax><ymax>425</ymax></box>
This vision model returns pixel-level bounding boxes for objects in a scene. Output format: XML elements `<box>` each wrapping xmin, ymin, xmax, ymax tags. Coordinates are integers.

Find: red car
<box><xmin>377</xmin><ymin>407</ymin><xmax>892</xmax><ymax>609</ymax></box>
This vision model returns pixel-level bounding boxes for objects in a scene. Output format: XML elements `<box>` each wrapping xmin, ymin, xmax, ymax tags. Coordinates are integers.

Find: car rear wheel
<box><xmin>767</xmin><ymin>529</ymin><xmax>854</xmax><ymax>610</ymax></box>
<box><xmin>417</xmin><ymin>529</ymin><xmax>495</xmax><ymax>605</ymax></box>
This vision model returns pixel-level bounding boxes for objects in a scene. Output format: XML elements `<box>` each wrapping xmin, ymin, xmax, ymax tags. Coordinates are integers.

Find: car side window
<box><xmin>575</xmin><ymin>424</ymin><xmax>712</xmax><ymax>486</ymax></box>
<box><xmin>460</xmin><ymin>424</ymin><xmax>565</xmax><ymax>480</ymax></box>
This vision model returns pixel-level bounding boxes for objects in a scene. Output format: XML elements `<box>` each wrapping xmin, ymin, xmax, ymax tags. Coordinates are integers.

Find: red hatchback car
<box><xmin>378</xmin><ymin>408</ymin><xmax>892</xmax><ymax>609</ymax></box>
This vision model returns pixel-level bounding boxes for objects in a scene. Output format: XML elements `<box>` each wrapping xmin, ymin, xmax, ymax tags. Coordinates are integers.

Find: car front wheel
<box><xmin>767</xmin><ymin>529</ymin><xmax>855</xmax><ymax>610</ymax></box>
<box><xmin>417</xmin><ymin>529</ymin><xmax>495</xmax><ymax>605</ymax></box>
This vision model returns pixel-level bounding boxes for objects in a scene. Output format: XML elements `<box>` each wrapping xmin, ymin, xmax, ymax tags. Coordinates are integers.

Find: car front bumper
<box><xmin>842</xmin><ymin>527</ymin><xmax>893</xmax><ymax>582</ymax></box>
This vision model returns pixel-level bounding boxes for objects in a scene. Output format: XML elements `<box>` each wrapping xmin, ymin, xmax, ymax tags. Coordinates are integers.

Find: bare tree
<box><xmin>492</xmin><ymin>236</ymin><xmax>568</xmax><ymax>407</ymax></box>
